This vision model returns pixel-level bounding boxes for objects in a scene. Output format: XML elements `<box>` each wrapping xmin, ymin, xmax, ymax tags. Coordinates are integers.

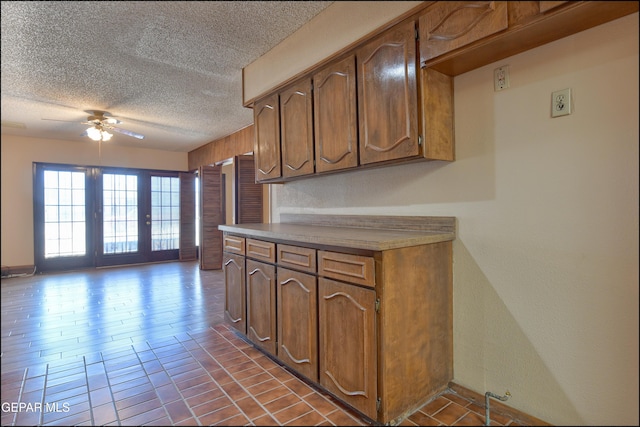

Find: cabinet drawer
<box><xmin>246</xmin><ymin>238</ymin><xmax>276</xmax><ymax>263</ymax></box>
<box><xmin>420</xmin><ymin>1</ymin><xmax>508</xmax><ymax>63</ymax></box>
<box><xmin>318</xmin><ymin>251</ymin><xmax>375</xmax><ymax>288</ymax></box>
<box><xmin>223</xmin><ymin>235</ymin><xmax>245</xmax><ymax>255</ymax></box>
<box><xmin>277</xmin><ymin>244</ymin><xmax>317</xmax><ymax>274</ymax></box>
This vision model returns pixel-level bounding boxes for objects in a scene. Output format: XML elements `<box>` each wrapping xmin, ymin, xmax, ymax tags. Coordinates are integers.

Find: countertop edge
<box><xmin>218</xmin><ymin>223</ymin><xmax>455</xmax><ymax>251</ymax></box>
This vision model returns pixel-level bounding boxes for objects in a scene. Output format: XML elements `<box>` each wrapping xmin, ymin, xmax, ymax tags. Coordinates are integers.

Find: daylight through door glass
<box><xmin>43</xmin><ymin>170</ymin><xmax>86</xmax><ymax>258</ymax></box>
<box><xmin>103</xmin><ymin>173</ymin><xmax>138</xmax><ymax>254</ymax></box>
<box><xmin>151</xmin><ymin>176</ymin><xmax>180</xmax><ymax>251</ymax></box>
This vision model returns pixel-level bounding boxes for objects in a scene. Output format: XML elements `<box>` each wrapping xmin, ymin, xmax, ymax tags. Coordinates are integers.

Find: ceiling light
<box><xmin>86</xmin><ymin>126</ymin><xmax>112</xmax><ymax>141</ymax></box>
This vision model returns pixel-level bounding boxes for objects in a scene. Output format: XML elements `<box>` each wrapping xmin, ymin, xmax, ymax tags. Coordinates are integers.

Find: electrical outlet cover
<box><xmin>551</xmin><ymin>88</ymin><xmax>572</xmax><ymax>117</ymax></box>
<box><xmin>494</xmin><ymin>65</ymin><xmax>510</xmax><ymax>91</ymax></box>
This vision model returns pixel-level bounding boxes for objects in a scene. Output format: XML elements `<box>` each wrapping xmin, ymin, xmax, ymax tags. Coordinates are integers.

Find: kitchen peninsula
<box><xmin>219</xmin><ymin>214</ymin><xmax>455</xmax><ymax>425</ymax></box>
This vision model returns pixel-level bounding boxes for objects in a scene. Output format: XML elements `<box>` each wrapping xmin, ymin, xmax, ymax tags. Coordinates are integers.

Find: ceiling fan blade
<box><xmin>112</xmin><ymin>127</ymin><xmax>145</xmax><ymax>139</ymax></box>
<box><xmin>42</xmin><ymin>118</ymin><xmax>78</xmax><ymax>122</ymax></box>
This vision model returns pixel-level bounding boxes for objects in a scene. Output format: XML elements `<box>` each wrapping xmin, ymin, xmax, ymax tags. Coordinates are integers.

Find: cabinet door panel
<box><xmin>319</xmin><ymin>278</ymin><xmax>377</xmax><ymax>419</ymax></box>
<box><xmin>277</xmin><ymin>267</ymin><xmax>318</xmax><ymax>382</ymax></box>
<box><xmin>223</xmin><ymin>253</ymin><xmax>246</xmax><ymax>334</ymax></box>
<box><xmin>280</xmin><ymin>78</ymin><xmax>315</xmax><ymax>178</ymax></box>
<box><xmin>419</xmin><ymin>1</ymin><xmax>508</xmax><ymax>63</ymax></box>
<box><xmin>246</xmin><ymin>259</ymin><xmax>277</xmax><ymax>356</ymax></box>
<box><xmin>314</xmin><ymin>55</ymin><xmax>358</xmax><ymax>173</ymax></box>
<box><xmin>254</xmin><ymin>94</ymin><xmax>281</xmax><ymax>182</ymax></box>
<box><xmin>357</xmin><ymin>20</ymin><xmax>419</xmax><ymax>165</ymax></box>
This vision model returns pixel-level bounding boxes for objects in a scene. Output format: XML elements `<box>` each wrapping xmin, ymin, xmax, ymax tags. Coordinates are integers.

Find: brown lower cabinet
<box><xmin>246</xmin><ymin>259</ymin><xmax>277</xmax><ymax>356</ymax></box>
<box><xmin>319</xmin><ymin>277</ymin><xmax>377</xmax><ymax>418</ymax></box>
<box><xmin>220</xmin><ymin>218</ymin><xmax>453</xmax><ymax>425</ymax></box>
<box><xmin>223</xmin><ymin>252</ymin><xmax>246</xmax><ymax>334</ymax></box>
<box><xmin>277</xmin><ymin>267</ymin><xmax>318</xmax><ymax>382</ymax></box>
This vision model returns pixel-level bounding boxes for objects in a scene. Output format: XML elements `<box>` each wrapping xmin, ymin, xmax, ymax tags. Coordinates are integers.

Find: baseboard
<box><xmin>448</xmin><ymin>382</ymin><xmax>552</xmax><ymax>426</ymax></box>
<box><xmin>1</xmin><ymin>264</ymin><xmax>36</xmax><ymax>278</ymax></box>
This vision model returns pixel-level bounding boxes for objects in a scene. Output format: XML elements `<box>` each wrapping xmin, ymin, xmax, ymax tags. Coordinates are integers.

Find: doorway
<box><xmin>33</xmin><ymin>163</ymin><xmax>186</xmax><ymax>272</ymax></box>
<box><xmin>198</xmin><ymin>154</ymin><xmax>268</xmax><ymax>270</ymax></box>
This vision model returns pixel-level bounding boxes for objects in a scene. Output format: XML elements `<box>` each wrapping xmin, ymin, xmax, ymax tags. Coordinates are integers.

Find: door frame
<box><xmin>33</xmin><ymin>163</ymin><xmax>97</xmax><ymax>273</ymax></box>
<box><xmin>33</xmin><ymin>162</ymin><xmax>186</xmax><ymax>273</ymax></box>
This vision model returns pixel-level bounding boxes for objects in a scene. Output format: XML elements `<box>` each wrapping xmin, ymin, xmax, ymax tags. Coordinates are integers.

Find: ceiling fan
<box><xmin>44</xmin><ymin>110</ymin><xmax>145</xmax><ymax>141</ymax></box>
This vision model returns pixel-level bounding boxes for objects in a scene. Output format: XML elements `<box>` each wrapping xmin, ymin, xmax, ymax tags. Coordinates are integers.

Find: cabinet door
<box><xmin>319</xmin><ymin>277</ymin><xmax>377</xmax><ymax>419</ymax></box>
<box><xmin>254</xmin><ymin>94</ymin><xmax>281</xmax><ymax>182</ymax></box>
<box><xmin>357</xmin><ymin>20</ymin><xmax>419</xmax><ymax>165</ymax></box>
<box><xmin>419</xmin><ymin>1</ymin><xmax>508</xmax><ymax>63</ymax></box>
<box><xmin>313</xmin><ymin>55</ymin><xmax>358</xmax><ymax>173</ymax></box>
<box><xmin>277</xmin><ymin>267</ymin><xmax>318</xmax><ymax>382</ymax></box>
<box><xmin>223</xmin><ymin>253</ymin><xmax>246</xmax><ymax>334</ymax></box>
<box><xmin>246</xmin><ymin>259</ymin><xmax>277</xmax><ymax>356</ymax></box>
<box><xmin>280</xmin><ymin>78</ymin><xmax>315</xmax><ymax>178</ymax></box>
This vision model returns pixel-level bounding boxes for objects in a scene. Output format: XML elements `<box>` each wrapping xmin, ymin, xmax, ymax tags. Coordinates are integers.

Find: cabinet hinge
<box><xmin>377</xmin><ymin>397</ymin><xmax>382</xmax><ymax>412</ymax></box>
<box><xmin>418</xmin><ymin>135</ymin><xmax>423</xmax><ymax>146</ymax></box>
<box><xmin>375</xmin><ymin>298</ymin><xmax>380</xmax><ymax>313</ymax></box>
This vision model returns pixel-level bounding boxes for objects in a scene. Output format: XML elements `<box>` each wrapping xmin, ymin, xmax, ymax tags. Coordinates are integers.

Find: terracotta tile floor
<box><xmin>1</xmin><ymin>261</ymin><xmax>521</xmax><ymax>426</ymax></box>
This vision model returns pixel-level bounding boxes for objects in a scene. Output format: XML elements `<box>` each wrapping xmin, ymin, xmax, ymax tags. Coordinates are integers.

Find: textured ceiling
<box><xmin>1</xmin><ymin>1</ymin><xmax>333</xmax><ymax>152</ymax></box>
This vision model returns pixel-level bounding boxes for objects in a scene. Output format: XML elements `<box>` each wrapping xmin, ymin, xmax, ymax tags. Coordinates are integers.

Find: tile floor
<box><xmin>1</xmin><ymin>261</ymin><xmax>523</xmax><ymax>426</ymax></box>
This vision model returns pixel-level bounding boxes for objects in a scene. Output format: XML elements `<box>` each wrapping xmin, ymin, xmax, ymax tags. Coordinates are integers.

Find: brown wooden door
<box><xmin>319</xmin><ymin>277</ymin><xmax>377</xmax><ymax>419</ymax></box>
<box><xmin>280</xmin><ymin>77</ymin><xmax>315</xmax><ymax>178</ymax></box>
<box><xmin>246</xmin><ymin>259</ymin><xmax>277</xmax><ymax>356</ymax></box>
<box><xmin>254</xmin><ymin>94</ymin><xmax>281</xmax><ymax>182</ymax></box>
<box><xmin>223</xmin><ymin>252</ymin><xmax>246</xmax><ymax>334</ymax></box>
<box><xmin>199</xmin><ymin>165</ymin><xmax>223</xmax><ymax>270</ymax></box>
<box><xmin>313</xmin><ymin>55</ymin><xmax>359</xmax><ymax>173</ymax></box>
<box><xmin>277</xmin><ymin>267</ymin><xmax>318</xmax><ymax>382</ymax></box>
<box><xmin>357</xmin><ymin>19</ymin><xmax>420</xmax><ymax>165</ymax></box>
<box><xmin>234</xmin><ymin>155</ymin><xmax>263</xmax><ymax>224</ymax></box>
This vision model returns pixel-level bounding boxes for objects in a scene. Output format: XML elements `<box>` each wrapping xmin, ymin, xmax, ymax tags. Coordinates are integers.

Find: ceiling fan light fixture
<box><xmin>87</xmin><ymin>126</ymin><xmax>112</xmax><ymax>141</ymax></box>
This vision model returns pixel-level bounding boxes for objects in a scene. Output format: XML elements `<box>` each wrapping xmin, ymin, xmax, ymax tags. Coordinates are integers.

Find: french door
<box><xmin>34</xmin><ymin>163</ymin><xmax>184</xmax><ymax>272</ymax></box>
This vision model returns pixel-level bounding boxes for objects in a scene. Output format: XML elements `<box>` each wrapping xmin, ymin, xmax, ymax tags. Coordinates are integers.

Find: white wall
<box><xmin>260</xmin><ymin>10</ymin><xmax>638</xmax><ymax>427</ymax></box>
<box><xmin>0</xmin><ymin>135</ymin><xmax>188</xmax><ymax>267</ymax></box>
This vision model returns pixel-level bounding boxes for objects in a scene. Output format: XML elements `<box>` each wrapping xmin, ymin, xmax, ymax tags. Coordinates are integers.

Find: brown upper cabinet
<box><xmin>313</xmin><ymin>54</ymin><xmax>359</xmax><ymax>174</ymax></box>
<box><xmin>254</xmin><ymin>94</ymin><xmax>281</xmax><ymax>182</ymax></box>
<box><xmin>419</xmin><ymin>1</ymin><xmax>508</xmax><ymax>63</ymax></box>
<box><xmin>253</xmin><ymin>18</ymin><xmax>454</xmax><ymax>183</ymax></box>
<box><xmin>250</xmin><ymin>1</ymin><xmax>638</xmax><ymax>183</ymax></box>
<box><xmin>420</xmin><ymin>1</ymin><xmax>639</xmax><ymax>76</ymax></box>
<box><xmin>356</xmin><ymin>19</ymin><xmax>421</xmax><ymax>166</ymax></box>
<box><xmin>280</xmin><ymin>78</ymin><xmax>315</xmax><ymax>178</ymax></box>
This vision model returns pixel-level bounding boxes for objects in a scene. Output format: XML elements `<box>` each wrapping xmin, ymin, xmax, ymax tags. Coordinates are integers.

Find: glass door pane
<box><xmin>34</xmin><ymin>163</ymin><xmax>94</xmax><ymax>273</ymax></box>
<box><xmin>103</xmin><ymin>173</ymin><xmax>139</xmax><ymax>254</ymax></box>
<box><xmin>43</xmin><ymin>170</ymin><xmax>87</xmax><ymax>258</ymax></box>
<box><xmin>151</xmin><ymin>176</ymin><xmax>180</xmax><ymax>251</ymax></box>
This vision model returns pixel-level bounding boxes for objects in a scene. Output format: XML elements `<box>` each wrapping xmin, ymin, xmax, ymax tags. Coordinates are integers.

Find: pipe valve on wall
<box><xmin>485</xmin><ymin>390</ymin><xmax>511</xmax><ymax>426</ymax></box>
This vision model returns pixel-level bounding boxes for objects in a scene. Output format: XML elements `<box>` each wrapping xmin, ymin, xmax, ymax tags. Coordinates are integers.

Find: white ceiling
<box><xmin>1</xmin><ymin>1</ymin><xmax>334</xmax><ymax>152</ymax></box>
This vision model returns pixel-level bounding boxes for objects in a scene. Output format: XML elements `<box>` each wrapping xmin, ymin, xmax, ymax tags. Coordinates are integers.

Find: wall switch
<box><xmin>551</xmin><ymin>88</ymin><xmax>572</xmax><ymax>117</ymax></box>
<box><xmin>494</xmin><ymin>65</ymin><xmax>510</xmax><ymax>91</ymax></box>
